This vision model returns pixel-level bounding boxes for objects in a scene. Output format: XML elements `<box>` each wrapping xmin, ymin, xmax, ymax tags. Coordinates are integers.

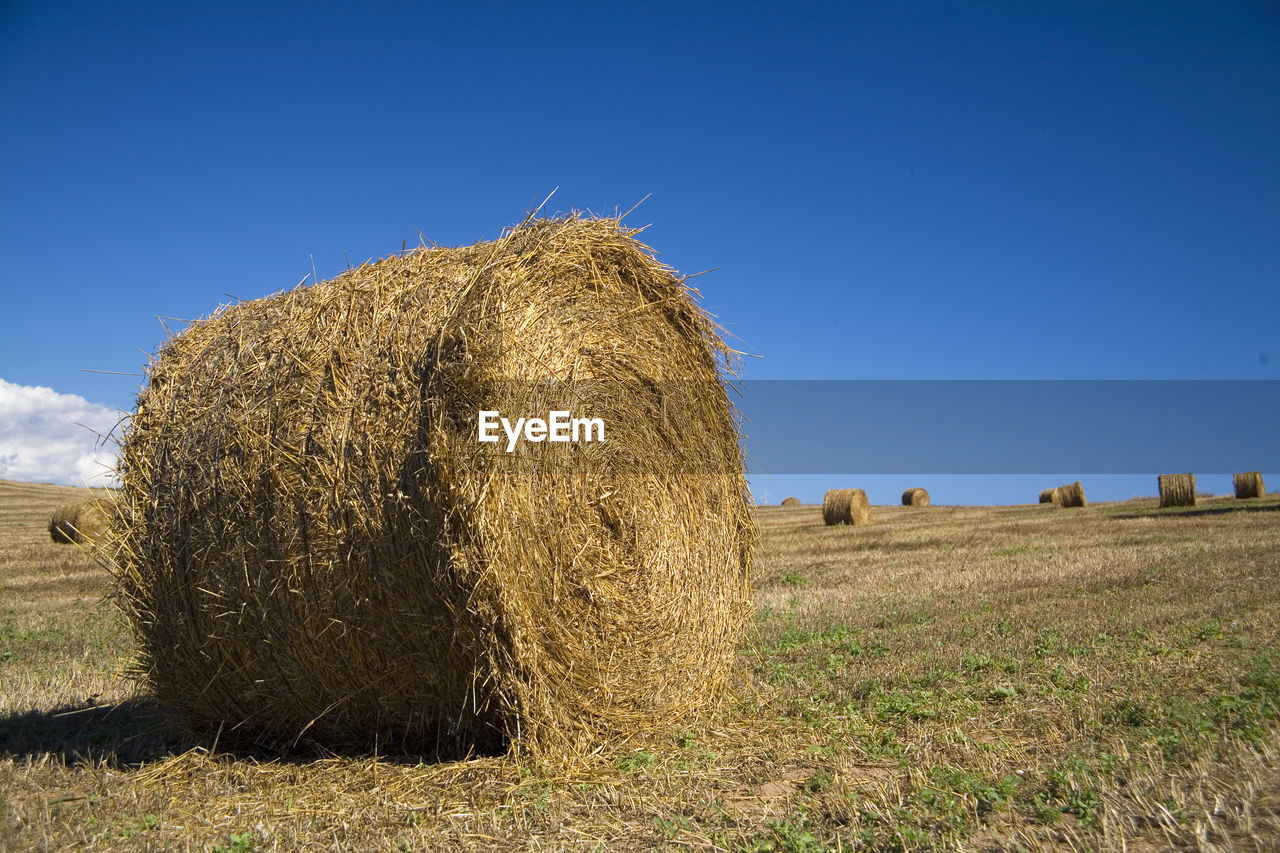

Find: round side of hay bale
<box><xmin>822</xmin><ymin>488</ymin><xmax>871</xmax><ymax>526</ymax></box>
<box><xmin>1056</xmin><ymin>481</ymin><xmax>1087</xmax><ymax>508</ymax></box>
<box><xmin>901</xmin><ymin>487</ymin><xmax>930</xmax><ymax>507</ymax></box>
<box><xmin>781</xmin><ymin>497</ymin><xmax>802</xmax><ymax>507</ymax></box>
<box><xmin>1233</xmin><ymin>471</ymin><xmax>1265</xmax><ymax>500</ymax></box>
<box><xmin>1158</xmin><ymin>473</ymin><xmax>1196</xmax><ymax>508</ymax></box>
<box><xmin>111</xmin><ymin>216</ymin><xmax>755</xmax><ymax>757</ymax></box>
<box><xmin>1038</xmin><ymin>489</ymin><xmax>1056</xmax><ymax>504</ymax></box>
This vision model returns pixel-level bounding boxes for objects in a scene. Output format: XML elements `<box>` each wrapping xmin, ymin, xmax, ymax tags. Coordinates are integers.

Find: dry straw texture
<box><xmin>48</xmin><ymin>499</ymin><xmax>109</xmax><ymax>544</ymax></box>
<box><xmin>822</xmin><ymin>488</ymin><xmax>871</xmax><ymax>526</ymax></box>
<box><xmin>901</xmin><ymin>487</ymin><xmax>930</xmax><ymax>507</ymax></box>
<box><xmin>1055</xmin><ymin>481</ymin><xmax>1087</xmax><ymax>508</ymax></box>
<box><xmin>1038</xmin><ymin>489</ymin><xmax>1056</xmax><ymax>505</ymax></box>
<box><xmin>781</xmin><ymin>497</ymin><xmax>802</xmax><ymax>507</ymax></box>
<box><xmin>1233</xmin><ymin>471</ymin><xmax>1265</xmax><ymax>500</ymax></box>
<box><xmin>110</xmin><ymin>215</ymin><xmax>755</xmax><ymax>758</ymax></box>
<box><xmin>1159</xmin><ymin>473</ymin><xmax>1197</xmax><ymax>508</ymax></box>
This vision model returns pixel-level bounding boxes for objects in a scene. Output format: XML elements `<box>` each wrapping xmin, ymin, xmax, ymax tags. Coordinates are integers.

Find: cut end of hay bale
<box><xmin>1055</xmin><ymin>481</ymin><xmax>1086</xmax><ymax>508</ymax></box>
<box><xmin>1158</xmin><ymin>473</ymin><xmax>1197</xmax><ymax>508</ymax></box>
<box><xmin>109</xmin><ymin>214</ymin><xmax>755</xmax><ymax>758</ymax></box>
<box><xmin>781</xmin><ymin>497</ymin><xmax>802</xmax><ymax>507</ymax></box>
<box><xmin>822</xmin><ymin>488</ymin><xmax>871</xmax><ymax>526</ymax></box>
<box><xmin>901</xmin><ymin>487</ymin><xmax>930</xmax><ymax>507</ymax></box>
<box><xmin>1233</xmin><ymin>471</ymin><xmax>1265</xmax><ymax>500</ymax></box>
<box><xmin>1038</xmin><ymin>489</ymin><xmax>1056</xmax><ymax>505</ymax></box>
<box><xmin>49</xmin><ymin>498</ymin><xmax>110</xmax><ymax>544</ymax></box>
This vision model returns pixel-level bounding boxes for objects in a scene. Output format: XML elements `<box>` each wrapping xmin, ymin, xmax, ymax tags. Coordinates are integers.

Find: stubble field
<box><xmin>1</xmin><ymin>478</ymin><xmax>1277</xmax><ymax>851</ymax></box>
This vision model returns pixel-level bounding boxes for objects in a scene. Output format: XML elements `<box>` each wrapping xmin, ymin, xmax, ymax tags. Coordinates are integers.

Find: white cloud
<box><xmin>0</xmin><ymin>378</ymin><xmax>123</xmax><ymax>487</ymax></box>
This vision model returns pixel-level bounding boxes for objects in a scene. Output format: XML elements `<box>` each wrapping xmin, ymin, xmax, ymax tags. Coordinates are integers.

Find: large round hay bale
<box><xmin>1233</xmin><ymin>471</ymin><xmax>1265</xmax><ymax>500</ymax></box>
<box><xmin>1055</xmin><ymin>481</ymin><xmax>1086</xmax><ymax>508</ymax></box>
<box><xmin>111</xmin><ymin>216</ymin><xmax>755</xmax><ymax>757</ymax></box>
<box><xmin>781</xmin><ymin>497</ymin><xmax>802</xmax><ymax>507</ymax></box>
<box><xmin>822</xmin><ymin>488</ymin><xmax>871</xmax><ymax>526</ymax></box>
<box><xmin>1038</xmin><ymin>488</ymin><xmax>1056</xmax><ymax>504</ymax></box>
<box><xmin>1159</xmin><ymin>473</ymin><xmax>1196</xmax><ymax>507</ymax></box>
<box><xmin>49</xmin><ymin>498</ymin><xmax>110</xmax><ymax>544</ymax></box>
<box><xmin>901</xmin><ymin>487</ymin><xmax>929</xmax><ymax>507</ymax></box>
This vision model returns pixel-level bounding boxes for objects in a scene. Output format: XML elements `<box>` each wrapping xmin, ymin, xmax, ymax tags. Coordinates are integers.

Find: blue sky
<box><xmin>1</xmin><ymin>1</ymin><xmax>1277</xmax><ymax>499</ymax></box>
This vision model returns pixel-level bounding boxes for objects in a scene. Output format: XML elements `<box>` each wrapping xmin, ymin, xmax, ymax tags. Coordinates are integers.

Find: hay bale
<box><xmin>1055</xmin><ymin>481</ymin><xmax>1086</xmax><ymax>508</ymax></box>
<box><xmin>49</xmin><ymin>501</ymin><xmax>79</xmax><ymax>543</ymax></box>
<box><xmin>822</xmin><ymin>488</ymin><xmax>871</xmax><ymax>526</ymax></box>
<box><xmin>1233</xmin><ymin>471</ymin><xmax>1265</xmax><ymax>500</ymax></box>
<box><xmin>901</xmin><ymin>487</ymin><xmax>929</xmax><ymax>507</ymax></box>
<box><xmin>1038</xmin><ymin>488</ymin><xmax>1056</xmax><ymax>504</ymax></box>
<box><xmin>110</xmin><ymin>215</ymin><xmax>754</xmax><ymax>757</ymax></box>
<box><xmin>1158</xmin><ymin>473</ymin><xmax>1196</xmax><ymax>508</ymax></box>
<box><xmin>781</xmin><ymin>497</ymin><xmax>802</xmax><ymax>507</ymax></box>
<box><xmin>49</xmin><ymin>498</ymin><xmax>110</xmax><ymax>544</ymax></box>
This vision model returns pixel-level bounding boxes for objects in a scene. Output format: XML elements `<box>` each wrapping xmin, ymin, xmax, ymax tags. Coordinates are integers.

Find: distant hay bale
<box><xmin>901</xmin><ymin>487</ymin><xmax>930</xmax><ymax>507</ymax></box>
<box><xmin>781</xmin><ymin>497</ymin><xmax>802</xmax><ymax>507</ymax></box>
<box><xmin>1158</xmin><ymin>473</ymin><xmax>1196</xmax><ymax>508</ymax></box>
<box><xmin>48</xmin><ymin>498</ymin><xmax>110</xmax><ymax>544</ymax></box>
<box><xmin>75</xmin><ymin>500</ymin><xmax>110</xmax><ymax>541</ymax></box>
<box><xmin>110</xmin><ymin>215</ymin><xmax>755</xmax><ymax>757</ymax></box>
<box><xmin>1038</xmin><ymin>488</ymin><xmax>1056</xmax><ymax>504</ymax></box>
<box><xmin>1055</xmin><ymin>481</ymin><xmax>1086</xmax><ymax>508</ymax></box>
<box><xmin>1233</xmin><ymin>471</ymin><xmax>1265</xmax><ymax>500</ymax></box>
<box><xmin>823</xmin><ymin>488</ymin><xmax>871</xmax><ymax>526</ymax></box>
<box><xmin>48</xmin><ymin>502</ymin><xmax>79</xmax><ymax>543</ymax></box>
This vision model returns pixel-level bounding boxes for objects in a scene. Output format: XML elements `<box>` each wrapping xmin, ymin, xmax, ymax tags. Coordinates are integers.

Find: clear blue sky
<box><xmin>2</xmin><ymin>1</ymin><xmax>1277</xmax><ymax>501</ymax></box>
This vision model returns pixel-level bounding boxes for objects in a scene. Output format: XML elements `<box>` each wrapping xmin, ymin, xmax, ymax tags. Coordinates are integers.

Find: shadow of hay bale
<box><xmin>0</xmin><ymin>698</ymin><xmax>175</xmax><ymax>768</ymax></box>
<box><xmin>1104</xmin><ymin>501</ymin><xmax>1280</xmax><ymax>520</ymax></box>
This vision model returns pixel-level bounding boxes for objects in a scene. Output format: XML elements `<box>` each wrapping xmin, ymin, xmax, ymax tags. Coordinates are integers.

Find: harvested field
<box><xmin>3</xmin><ymin>479</ymin><xmax>1280</xmax><ymax>851</ymax></box>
